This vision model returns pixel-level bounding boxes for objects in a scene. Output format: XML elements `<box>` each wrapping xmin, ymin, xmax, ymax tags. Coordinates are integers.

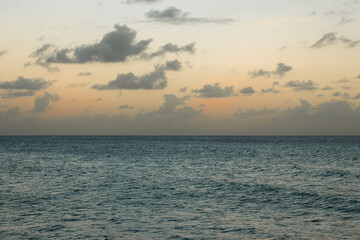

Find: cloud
<box><xmin>0</xmin><ymin>90</ymin><xmax>36</xmax><ymax>99</ymax></box>
<box><xmin>119</xmin><ymin>105</ymin><xmax>134</xmax><ymax>109</ymax></box>
<box><xmin>32</xmin><ymin>25</ymin><xmax>152</xmax><ymax>65</ymax></box>
<box><xmin>261</xmin><ymin>88</ymin><xmax>280</xmax><ymax>94</ymax></box>
<box><xmin>144</xmin><ymin>7</ymin><xmax>233</xmax><ymax>25</ymax></box>
<box><xmin>160</xmin><ymin>59</ymin><xmax>182</xmax><ymax>71</ymax></box>
<box><xmin>124</xmin><ymin>0</ymin><xmax>161</xmax><ymax>3</ymax></box>
<box><xmin>321</xmin><ymin>86</ymin><xmax>334</xmax><ymax>90</ymax></box>
<box><xmin>142</xmin><ymin>42</ymin><xmax>195</xmax><ymax>59</ymax></box>
<box><xmin>96</xmin><ymin>98</ymin><xmax>102</xmax><ymax>102</ymax></box>
<box><xmin>284</xmin><ymin>80</ymin><xmax>317</xmax><ymax>91</ymax></box>
<box><xmin>338</xmin><ymin>16</ymin><xmax>353</xmax><ymax>25</ymax></box>
<box><xmin>310</xmin><ymin>32</ymin><xmax>360</xmax><ymax>48</ymax></box>
<box><xmin>179</xmin><ymin>87</ymin><xmax>187</xmax><ymax>92</ymax></box>
<box><xmin>354</xmin><ymin>93</ymin><xmax>360</xmax><ymax>99</ymax></box>
<box><xmin>0</xmin><ymin>76</ymin><xmax>53</xmax><ymax>90</ymax></box>
<box><xmin>333</xmin><ymin>91</ymin><xmax>350</xmax><ymax>99</ymax></box>
<box><xmin>0</xmin><ymin>50</ymin><xmax>7</xmax><ymax>57</ymax></box>
<box><xmin>0</xmin><ymin>76</ymin><xmax>54</xmax><ymax>98</ymax></box>
<box><xmin>234</xmin><ymin>107</ymin><xmax>279</xmax><ymax>118</ymax></box>
<box><xmin>249</xmin><ymin>63</ymin><xmax>292</xmax><ymax>78</ymax></box>
<box><xmin>356</xmin><ymin>75</ymin><xmax>360</xmax><ymax>79</ymax></box>
<box><xmin>240</xmin><ymin>86</ymin><xmax>256</xmax><ymax>96</ymax></box>
<box><xmin>92</xmin><ymin>67</ymin><xmax>166</xmax><ymax>90</ymax></box>
<box><xmin>192</xmin><ymin>83</ymin><xmax>237</xmax><ymax>98</ymax></box>
<box><xmin>78</xmin><ymin>72</ymin><xmax>92</xmax><ymax>76</ymax></box>
<box><xmin>32</xmin><ymin>92</ymin><xmax>60</xmax><ymax>113</ymax></box>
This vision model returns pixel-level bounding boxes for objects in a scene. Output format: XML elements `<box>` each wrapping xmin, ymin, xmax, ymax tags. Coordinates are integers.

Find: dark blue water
<box><xmin>1</xmin><ymin>136</ymin><xmax>359</xmax><ymax>239</ymax></box>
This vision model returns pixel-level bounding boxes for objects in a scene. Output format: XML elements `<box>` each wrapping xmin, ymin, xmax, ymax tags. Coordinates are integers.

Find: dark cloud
<box><xmin>354</xmin><ymin>93</ymin><xmax>360</xmax><ymax>99</ymax></box>
<box><xmin>192</xmin><ymin>83</ymin><xmax>237</xmax><ymax>98</ymax></box>
<box><xmin>249</xmin><ymin>63</ymin><xmax>292</xmax><ymax>78</ymax></box>
<box><xmin>119</xmin><ymin>105</ymin><xmax>134</xmax><ymax>109</ymax></box>
<box><xmin>284</xmin><ymin>80</ymin><xmax>317</xmax><ymax>91</ymax></box>
<box><xmin>32</xmin><ymin>92</ymin><xmax>60</xmax><ymax>113</ymax></box>
<box><xmin>0</xmin><ymin>50</ymin><xmax>7</xmax><ymax>57</ymax></box>
<box><xmin>160</xmin><ymin>59</ymin><xmax>182</xmax><ymax>71</ymax></box>
<box><xmin>240</xmin><ymin>86</ymin><xmax>256</xmax><ymax>96</ymax></box>
<box><xmin>310</xmin><ymin>32</ymin><xmax>360</xmax><ymax>48</ymax></box>
<box><xmin>0</xmin><ymin>76</ymin><xmax>53</xmax><ymax>99</ymax></box>
<box><xmin>357</xmin><ymin>75</ymin><xmax>360</xmax><ymax>79</ymax></box>
<box><xmin>32</xmin><ymin>25</ymin><xmax>152</xmax><ymax>65</ymax></box>
<box><xmin>144</xmin><ymin>7</ymin><xmax>233</xmax><ymax>25</ymax></box>
<box><xmin>124</xmin><ymin>0</ymin><xmax>161</xmax><ymax>3</ymax></box>
<box><xmin>92</xmin><ymin>67</ymin><xmax>166</xmax><ymax>90</ymax></box>
<box><xmin>78</xmin><ymin>72</ymin><xmax>92</xmax><ymax>76</ymax></box>
<box><xmin>234</xmin><ymin>107</ymin><xmax>279</xmax><ymax>118</ymax></box>
<box><xmin>0</xmin><ymin>76</ymin><xmax>52</xmax><ymax>90</ymax></box>
<box><xmin>142</xmin><ymin>42</ymin><xmax>195</xmax><ymax>59</ymax></box>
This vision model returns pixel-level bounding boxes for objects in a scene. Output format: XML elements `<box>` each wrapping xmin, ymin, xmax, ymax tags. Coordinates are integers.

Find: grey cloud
<box><xmin>0</xmin><ymin>76</ymin><xmax>53</xmax><ymax>99</ymax></box>
<box><xmin>158</xmin><ymin>94</ymin><xmax>187</xmax><ymax>114</ymax></box>
<box><xmin>143</xmin><ymin>42</ymin><xmax>195</xmax><ymax>59</ymax></box>
<box><xmin>144</xmin><ymin>7</ymin><xmax>233</xmax><ymax>25</ymax></box>
<box><xmin>32</xmin><ymin>25</ymin><xmax>152</xmax><ymax>65</ymax></box>
<box><xmin>284</xmin><ymin>80</ymin><xmax>317</xmax><ymax>91</ymax></box>
<box><xmin>192</xmin><ymin>83</ymin><xmax>237</xmax><ymax>98</ymax></box>
<box><xmin>321</xmin><ymin>86</ymin><xmax>334</xmax><ymax>90</ymax></box>
<box><xmin>333</xmin><ymin>91</ymin><xmax>350</xmax><ymax>99</ymax></box>
<box><xmin>249</xmin><ymin>63</ymin><xmax>292</xmax><ymax>78</ymax></box>
<box><xmin>0</xmin><ymin>90</ymin><xmax>35</xmax><ymax>99</ymax></box>
<box><xmin>96</xmin><ymin>98</ymin><xmax>102</xmax><ymax>102</ymax></box>
<box><xmin>240</xmin><ymin>86</ymin><xmax>256</xmax><ymax>96</ymax></box>
<box><xmin>180</xmin><ymin>87</ymin><xmax>187</xmax><ymax>92</ymax></box>
<box><xmin>160</xmin><ymin>59</ymin><xmax>182</xmax><ymax>71</ymax></box>
<box><xmin>119</xmin><ymin>105</ymin><xmax>134</xmax><ymax>109</ymax></box>
<box><xmin>234</xmin><ymin>107</ymin><xmax>279</xmax><ymax>118</ymax></box>
<box><xmin>124</xmin><ymin>0</ymin><xmax>160</xmax><ymax>3</ymax></box>
<box><xmin>0</xmin><ymin>50</ymin><xmax>7</xmax><ymax>57</ymax></box>
<box><xmin>32</xmin><ymin>92</ymin><xmax>60</xmax><ymax>113</ymax></box>
<box><xmin>78</xmin><ymin>72</ymin><xmax>92</xmax><ymax>76</ymax></box>
<box><xmin>0</xmin><ymin>76</ymin><xmax>52</xmax><ymax>90</ymax></box>
<box><xmin>357</xmin><ymin>75</ymin><xmax>360</xmax><ymax>79</ymax></box>
<box><xmin>354</xmin><ymin>93</ymin><xmax>360</xmax><ymax>99</ymax></box>
<box><xmin>310</xmin><ymin>32</ymin><xmax>360</xmax><ymax>48</ymax></box>
<box><xmin>92</xmin><ymin>67</ymin><xmax>166</xmax><ymax>90</ymax></box>
<box><xmin>261</xmin><ymin>88</ymin><xmax>280</xmax><ymax>94</ymax></box>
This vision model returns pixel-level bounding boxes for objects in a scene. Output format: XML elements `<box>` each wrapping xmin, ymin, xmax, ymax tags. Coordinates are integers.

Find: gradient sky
<box><xmin>0</xmin><ymin>0</ymin><xmax>359</xmax><ymax>135</ymax></box>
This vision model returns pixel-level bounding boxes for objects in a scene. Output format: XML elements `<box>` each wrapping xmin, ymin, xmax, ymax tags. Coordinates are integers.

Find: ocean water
<box><xmin>0</xmin><ymin>136</ymin><xmax>359</xmax><ymax>239</ymax></box>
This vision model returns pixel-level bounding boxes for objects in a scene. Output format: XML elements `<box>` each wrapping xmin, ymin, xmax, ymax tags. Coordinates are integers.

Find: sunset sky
<box><xmin>0</xmin><ymin>0</ymin><xmax>359</xmax><ymax>135</ymax></box>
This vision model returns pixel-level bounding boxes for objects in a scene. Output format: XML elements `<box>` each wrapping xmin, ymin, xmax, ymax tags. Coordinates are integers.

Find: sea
<box><xmin>0</xmin><ymin>136</ymin><xmax>359</xmax><ymax>239</ymax></box>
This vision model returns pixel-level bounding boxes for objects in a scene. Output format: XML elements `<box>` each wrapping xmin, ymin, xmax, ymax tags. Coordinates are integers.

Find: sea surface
<box><xmin>0</xmin><ymin>136</ymin><xmax>359</xmax><ymax>239</ymax></box>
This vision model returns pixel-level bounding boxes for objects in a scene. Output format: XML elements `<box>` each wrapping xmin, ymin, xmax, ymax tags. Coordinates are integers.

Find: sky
<box><xmin>0</xmin><ymin>0</ymin><xmax>359</xmax><ymax>135</ymax></box>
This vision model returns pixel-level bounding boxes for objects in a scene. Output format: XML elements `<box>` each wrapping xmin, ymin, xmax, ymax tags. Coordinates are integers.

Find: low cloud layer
<box><xmin>192</xmin><ymin>83</ymin><xmax>236</xmax><ymax>98</ymax></box>
<box><xmin>284</xmin><ymin>80</ymin><xmax>317</xmax><ymax>91</ymax></box>
<box><xmin>144</xmin><ymin>7</ymin><xmax>233</xmax><ymax>25</ymax></box>
<box><xmin>311</xmin><ymin>32</ymin><xmax>360</xmax><ymax>48</ymax></box>
<box><xmin>32</xmin><ymin>92</ymin><xmax>60</xmax><ymax>113</ymax></box>
<box><xmin>0</xmin><ymin>76</ymin><xmax>53</xmax><ymax>99</ymax></box>
<box><xmin>249</xmin><ymin>63</ymin><xmax>292</xmax><ymax>78</ymax></box>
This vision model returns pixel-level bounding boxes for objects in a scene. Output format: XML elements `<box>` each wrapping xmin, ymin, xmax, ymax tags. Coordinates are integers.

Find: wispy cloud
<box><xmin>144</xmin><ymin>7</ymin><xmax>233</xmax><ymax>25</ymax></box>
<box><xmin>310</xmin><ymin>32</ymin><xmax>360</xmax><ymax>48</ymax></box>
<box><xmin>249</xmin><ymin>63</ymin><xmax>292</xmax><ymax>78</ymax></box>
